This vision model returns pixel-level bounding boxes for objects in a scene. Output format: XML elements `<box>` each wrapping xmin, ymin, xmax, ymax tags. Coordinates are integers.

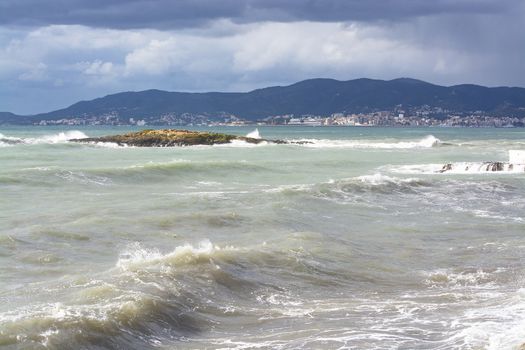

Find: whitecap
<box><xmin>116</xmin><ymin>240</ymin><xmax>237</xmax><ymax>271</ymax></box>
<box><xmin>0</xmin><ymin>132</ymin><xmax>25</xmax><ymax>146</ymax></box>
<box><xmin>293</xmin><ymin>135</ymin><xmax>442</xmax><ymax>149</ymax></box>
<box><xmin>448</xmin><ymin>288</ymin><xmax>525</xmax><ymax>349</ymax></box>
<box><xmin>37</xmin><ymin>130</ymin><xmax>88</xmax><ymax>143</ymax></box>
<box><xmin>0</xmin><ymin>130</ymin><xmax>88</xmax><ymax>145</ymax></box>
<box><xmin>246</xmin><ymin>128</ymin><xmax>261</xmax><ymax>139</ymax></box>
<box><xmin>390</xmin><ymin>162</ymin><xmax>525</xmax><ymax>174</ymax></box>
<box><xmin>355</xmin><ymin>173</ymin><xmax>425</xmax><ymax>186</ymax></box>
<box><xmin>423</xmin><ymin>268</ymin><xmax>498</xmax><ymax>289</ymax></box>
<box><xmin>210</xmin><ymin>139</ymin><xmax>270</xmax><ymax>148</ymax></box>
<box><xmin>89</xmin><ymin>141</ymin><xmax>126</xmax><ymax>148</ymax></box>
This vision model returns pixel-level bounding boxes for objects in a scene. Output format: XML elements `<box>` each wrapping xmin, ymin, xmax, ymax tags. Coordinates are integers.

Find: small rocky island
<box><xmin>71</xmin><ymin>129</ymin><xmax>296</xmax><ymax>147</ymax></box>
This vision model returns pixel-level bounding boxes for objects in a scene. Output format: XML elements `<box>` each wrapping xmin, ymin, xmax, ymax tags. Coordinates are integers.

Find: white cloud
<box><xmin>0</xmin><ymin>20</ymin><xmax>521</xmax><ymax>87</ymax></box>
<box><xmin>80</xmin><ymin>60</ymin><xmax>115</xmax><ymax>76</ymax></box>
<box><xmin>119</xmin><ymin>20</ymin><xmax>481</xmax><ymax>85</ymax></box>
<box><xmin>124</xmin><ymin>38</ymin><xmax>181</xmax><ymax>75</ymax></box>
<box><xmin>18</xmin><ymin>62</ymin><xmax>48</xmax><ymax>81</ymax></box>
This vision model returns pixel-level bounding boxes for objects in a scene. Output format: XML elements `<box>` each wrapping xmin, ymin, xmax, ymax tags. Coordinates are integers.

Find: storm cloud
<box><xmin>0</xmin><ymin>0</ymin><xmax>524</xmax><ymax>114</ymax></box>
<box><xmin>0</xmin><ymin>0</ymin><xmax>515</xmax><ymax>29</ymax></box>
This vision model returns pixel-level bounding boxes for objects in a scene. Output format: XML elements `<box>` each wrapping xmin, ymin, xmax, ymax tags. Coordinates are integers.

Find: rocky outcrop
<box><xmin>439</xmin><ymin>151</ymin><xmax>525</xmax><ymax>173</ymax></box>
<box><xmin>439</xmin><ymin>163</ymin><xmax>453</xmax><ymax>173</ymax></box>
<box><xmin>439</xmin><ymin>161</ymin><xmax>522</xmax><ymax>173</ymax></box>
<box><xmin>71</xmin><ymin>129</ymin><xmax>305</xmax><ymax>147</ymax></box>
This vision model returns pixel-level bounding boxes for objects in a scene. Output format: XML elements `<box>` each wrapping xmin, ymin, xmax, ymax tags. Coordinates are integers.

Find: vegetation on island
<box><xmin>71</xmin><ymin>129</ymin><xmax>291</xmax><ymax>147</ymax></box>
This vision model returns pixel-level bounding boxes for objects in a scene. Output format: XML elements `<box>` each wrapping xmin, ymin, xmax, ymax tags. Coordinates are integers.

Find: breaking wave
<box><xmin>37</xmin><ymin>131</ymin><xmax>88</xmax><ymax>143</ymax></box>
<box><xmin>0</xmin><ymin>133</ymin><xmax>25</xmax><ymax>147</ymax></box>
<box><xmin>265</xmin><ymin>173</ymin><xmax>525</xmax><ymax>223</ymax></box>
<box><xmin>2</xmin><ymin>232</ymin><xmax>525</xmax><ymax>349</ymax></box>
<box><xmin>210</xmin><ymin>139</ymin><xmax>270</xmax><ymax>148</ymax></box>
<box><xmin>295</xmin><ymin>135</ymin><xmax>443</xmax><ymax>149</ymax></box>
<box><xmin>116</xmin><ymin>239</ymin><xmax>235</xmax><ymax>271</ymax></box>
<box><xmin>0</xmin><ymin>239</ymin><xmax>341</xmax><ymax>349</ymax></box>
<box><xmin>391</xmin><ymin>162</ymin><xmax>525</xmax><ymax>174</ymax></box>
<box><xmin>269</xmin><ymin>174</ymin><xmax>432</xmax><ymax>198</ymax></box>
<box><xmin>0</xmin><ymin>240</ymin><xmax>238</xmax><ymax>348</ymax></box>
<box><xmin>0</xmin><ymin>130</ymin><xmax>88</xmax><ymax>146</ymax></box>
<box><xmin>246</xmin><ymin>128</ymin><xmax>261</xmax><ymax>139</ymax></box>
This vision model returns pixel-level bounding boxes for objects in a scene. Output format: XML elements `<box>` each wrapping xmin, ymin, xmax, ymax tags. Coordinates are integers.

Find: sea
<box><xmin>1</xmin><ymin>125</ymin><xmax>525</xmax><ymax>349</ymax></box>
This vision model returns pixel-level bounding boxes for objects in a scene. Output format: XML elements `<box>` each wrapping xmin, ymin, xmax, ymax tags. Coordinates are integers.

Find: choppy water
<box><xmin>1</xmin><ymin>126</ymin><xmax>525</xmax><ymax>349</ymax></box>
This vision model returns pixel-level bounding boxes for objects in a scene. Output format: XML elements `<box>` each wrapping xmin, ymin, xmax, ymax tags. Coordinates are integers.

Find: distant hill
<box><xmin>2</xmin><ymin>78</ymin><xmax>525</xmax><ymax>124</ymax></box>
<box><xmin>0</xmin><ymin>112</ymin><xmax>31</xmax><ymax>124</ymax></box>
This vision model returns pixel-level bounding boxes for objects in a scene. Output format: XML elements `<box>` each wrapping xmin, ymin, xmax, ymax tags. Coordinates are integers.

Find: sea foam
<box><xmin>246</xmin><ymin>128</ymin><xmax>261</xmax><ymax>139</ymax></box>
<box><xmin>295</xmin><ymin>135</ymin><xmax>442</xmax><ymax>149</ymax></box>
<box><xmin>116</xmin><ymin>240</ymin><xmax>236</xmax><ymax>271</ymax></box>
<box><xmin>38</xmin><ymin>131</ymin><xmax>88</xmax><ymax>143</ymax></box>
<box><xmin>0</xmin><ymin>130</ymin><xmax>88</xmax><ymax>145</ymax></box>
<box><xmin>391</xmin><ymin>162</ymin><xmax>525</xmax><ymax>174</ymax></box>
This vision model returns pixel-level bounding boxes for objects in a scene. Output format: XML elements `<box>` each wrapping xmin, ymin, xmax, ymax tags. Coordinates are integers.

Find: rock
<box><xmin>439</xmin><ymin>163</ymin><xmax>453</xmax><ymax>173</ymax></box>
<box><xmin>487</xmin><ymin>162</ymin><xmax>504</xmax><ymax>171</ymax></box>
<box><xmin>71</xmin><ymin>129</ymin><xmax>308</xmax><ymax>147</ymax></box>
<box><xmin>438</xmin><ymin>161</ymin><xmax>524</xmax><ymax>173</ymax></box>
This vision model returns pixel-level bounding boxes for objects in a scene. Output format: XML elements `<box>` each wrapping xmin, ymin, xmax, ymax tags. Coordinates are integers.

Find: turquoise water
<box><xmin>1</xmin><ymin>126</ymin><xmax>525</xmax><ymax>349</ymax></box>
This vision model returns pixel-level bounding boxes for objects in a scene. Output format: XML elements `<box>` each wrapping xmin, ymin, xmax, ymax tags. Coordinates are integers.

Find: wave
<box><xmin>54</xmin><ymin>170</ymin><xmax>112</xmax><ymax>186</ymax></box>
<box><xmin>37</xmin><ymin>130</ymin><xmax>88</xmax><ymax>143</ymax></box>
<box><xmin>246</xmin><ymin>128</ymin><xmax>261</xmax><ymax>139</ymax></box>
<box><xmin>420</xmin><ymin>267</ymin><xmax>525</xmax><ymax>349</ymax></box>
<box><xmin>0</xmin><ymin>240</ymin><xmax>239</xmax><ymax>348</ymax></box>
<box><xmin>108</xmin><ymin>159</ymin><xmax>266</xmax><ymax>176</ymax></box>
<box><xmin>116</xmin><ymin>240</ymin><xmax>237</xmax><ymax>271</ymax></box>
<box><xmin>294</xmin><ymin>135</ymin><xmax>443</xmax><ymax>149</ymax></box>
<box><xmin>209</xmin><ymin>139</ymin><xmax>271</xmax><ymax>148</ymax></box>
<box><xmin>0</xmin><ymin>239</ymin><xmax>333</xmax><ymax>349</ymax></box>
<box><xmin>0</xmin><ymin>287</ymin><xmax>206</xmax><ymax>348</ymax></box>
<box><xmin>439</xmin><ymin>162</ymin><xmax>525</xmax><ymax>174</ymax></box>
<box><xmin>451</xmin><ymin>288</ymin><xmax>525</xmax><ymax>349</ymax></box>
<box><xmin>269</xmin><ymin>174</ymin><xmax>432</xmax><ymax>198</ymax></box>
<box><xmin>2</xmin><ymin>236</ymin><xmax>525</xmax><ymax>349</ymax></box>
<box><xmin>1</xmin><ymin>159</ymin><xmax>270</xmax><ymax>188</ymax></box>
<box><xmin>0</xmin><ymin>133</ymin><xmax>25</xmax><ymax>147</ymax></box>
<box><xmin>266</xmin><ymin>173</ymin><xmax>525</xmax><ymax>223</ymax></box>
<box><xmin>424</xmin><ymin>268</ymin><xmax>504</xmax><ymax>289</ymax></box>
<box><xmin>0</xmin><ymin>130</ymin><xmax>88</xmax><ymax>146</ymax></box>
<box><xmin>391</xmin><ymin>162</ymin><xmax>525</xmax><ymax>174</ymax></box>
<box><xmin>87</xmin><ymin>141</ymin><xmax>126</xmax><ymax>148</ymax></box>
<box><xmin>355</xmin><ymin>173</ymin><xmax>428</xmax><ymax>186</ymax></box>
<box><xmin>9</xmin><ymin>167</ymin><xmax>113</xmax><ymax>187</ymax></box>
<box><xmin>0</xmin><ymin>230</ymin><xmax>382</xmax><ymax>348</ymax></box>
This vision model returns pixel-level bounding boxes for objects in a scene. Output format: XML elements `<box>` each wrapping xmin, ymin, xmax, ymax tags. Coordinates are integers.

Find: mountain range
<box><xmin>2</xmin><ymin>78</ymin><xmax>525</xmax><ymax>124</ymax></box>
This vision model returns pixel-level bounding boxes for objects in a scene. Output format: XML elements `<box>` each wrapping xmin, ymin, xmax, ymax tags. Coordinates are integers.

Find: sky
<box><xmin>1</xmin><ymin>0</ymin><xmax>524</xmax><ymax>114</ymax></box>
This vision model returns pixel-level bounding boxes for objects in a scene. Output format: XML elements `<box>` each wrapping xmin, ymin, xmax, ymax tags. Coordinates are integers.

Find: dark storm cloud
<box><xmin>0</xmin><ymin>0</ymin><xmax>515</xmax><ymax>29</ymax></box>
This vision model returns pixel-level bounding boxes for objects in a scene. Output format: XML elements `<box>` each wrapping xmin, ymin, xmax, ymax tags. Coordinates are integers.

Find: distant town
<box><xmin>36</xmin><ymin>105</ymin><xmax>525</xmax><ymax>128</ymax></box>
<box><xmin>4</xmin><ymin>78</ymin><xmax>522</xmax><ymax>128</ymax></box>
